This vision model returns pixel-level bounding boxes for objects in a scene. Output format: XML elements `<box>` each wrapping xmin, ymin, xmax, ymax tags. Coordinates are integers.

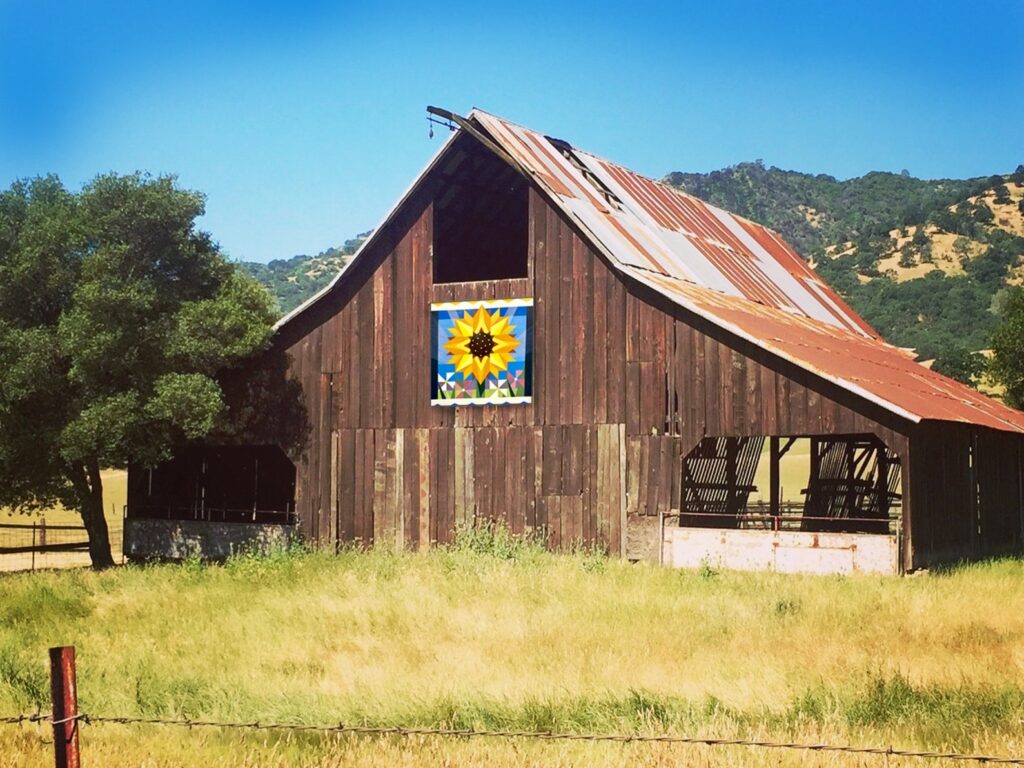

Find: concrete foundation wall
<box><xmin>664</xmin><ymin>526</ymin><xmax>899</xmax><ymax>576</ymax></box>
<box><xmin>124</xmin><ymin>519</ymin><xmax>296</xmax><ymax>561</ymax></box>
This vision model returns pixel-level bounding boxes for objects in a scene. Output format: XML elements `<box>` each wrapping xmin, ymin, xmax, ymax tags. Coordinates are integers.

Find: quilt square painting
<box><xmin>431</xmin><ymin>298</ymin><xmax>533</xmax><ymax>406</ymax></box>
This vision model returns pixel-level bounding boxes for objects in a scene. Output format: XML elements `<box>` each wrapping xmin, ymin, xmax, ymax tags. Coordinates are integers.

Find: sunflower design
<box><xmin>443</xmin><ymin>305</ymin><xmax>520</xmax><ymax>385</ymax></box>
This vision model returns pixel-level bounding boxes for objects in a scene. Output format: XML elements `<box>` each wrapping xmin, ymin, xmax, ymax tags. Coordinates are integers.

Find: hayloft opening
<box><xmin>433</xmin><ymin>133</ymin><xmax>529</xmax><ymax>284</ymax></box>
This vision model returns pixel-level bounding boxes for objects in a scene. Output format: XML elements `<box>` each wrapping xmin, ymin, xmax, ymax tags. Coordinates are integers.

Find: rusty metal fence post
<box><xmin>49</xmin><ymin>646</ymin><xmax>80</xmax><ymax>768</ymax></box>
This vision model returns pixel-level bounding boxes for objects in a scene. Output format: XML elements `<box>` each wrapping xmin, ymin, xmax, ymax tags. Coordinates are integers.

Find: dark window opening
<box><xmin>433</xmin><ymin>134</ymin><xmax>529</xmax><ymax>284</ymax></box>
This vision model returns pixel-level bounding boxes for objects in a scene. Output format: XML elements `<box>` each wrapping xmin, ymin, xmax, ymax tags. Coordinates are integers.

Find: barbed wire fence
<box><xmin>3</xmin><ymin>647</ymin><xmax>1023</xmax><ymax>767</ymax></box>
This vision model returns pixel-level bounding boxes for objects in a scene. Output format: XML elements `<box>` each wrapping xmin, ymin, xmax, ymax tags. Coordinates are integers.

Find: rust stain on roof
<box><xmin>633</xmin><ymin>269</ymin><xmax>1024</xmax><ymax>432</ymax></box>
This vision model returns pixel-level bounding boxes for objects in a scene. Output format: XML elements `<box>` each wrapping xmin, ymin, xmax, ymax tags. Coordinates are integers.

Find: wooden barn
<box><xmin>125</xmin><ymin>107</ymin><xmax>1024</xmax><ymax>574</ymax></box>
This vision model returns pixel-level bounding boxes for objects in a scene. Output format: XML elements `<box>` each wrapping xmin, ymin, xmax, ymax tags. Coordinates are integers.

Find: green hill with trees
<box><xmin>665</xmin><ymin>162</ymin><xmax>1024</xmax><ymax>383</ymax></box>
<box><xmin>237</xmin><ymin>232</ymin><xmax>369</xmax><ymax>314</ymax></box>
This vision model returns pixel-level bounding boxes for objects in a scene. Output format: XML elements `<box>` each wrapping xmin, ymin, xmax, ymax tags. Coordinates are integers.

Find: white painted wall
<box><xmin>664</xmin><ymin>526</ymin><xmax>898</xmax><ymax>576</ymax></box>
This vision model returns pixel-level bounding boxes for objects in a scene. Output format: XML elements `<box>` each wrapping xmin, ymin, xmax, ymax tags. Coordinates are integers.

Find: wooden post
<box><xmin>876</xmin><ymin>446</ymin><xmax>889</xmax><ymax>522</ymax></box>
<box><xmin>49</xmin><ymin>646</ymin><xmax>80</xmax><ymax>768</ymax></box>
<box><xmin>769</xmin><ymin>437</ymin><xmax>780</xmax><ymax>529</ymax></box>
<box><xmin>845</xmin><ymin>441</ymin><xmax>856</xmax><ymax>519</ymax></box>
<box><xmin>808</xmin><ymin>437</ymin><xmax>821</xmax><ymax>519</ymax></box>
<box><xmin>726</xmin><ymin>438</ymin><xmax>738</xmax><ymax>520</ymax></box>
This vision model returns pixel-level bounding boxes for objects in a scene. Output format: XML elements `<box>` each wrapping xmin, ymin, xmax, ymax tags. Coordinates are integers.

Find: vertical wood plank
<box><xmin>339</xmin><ymin>428</ymin><xmax>355</xmax><ymax>544</ymax></box>
<box><xmin>329</xmin><ymin>428</ymin><xmax>339</xmax><ymax>549</ymax></box>
<box><xmin>592</xmin><ymin>256</ymin><xmax>608</xmax><ymax>424</ymax></box>
<box><xmin>417</xmin><ymin>428</ymin><xmax>430</xmax><ymax>550</ymax></box>
<box><xmin>572</xmin><ymin>234</ymin><xmax>587</xmax><ymax>425</ymax></box>
<box><xmin>614</xmin><ymin>423</ymin><xmax>622</xmax><ymax>557</ymax></box>
<box><xmin>393</xmin><ymin>429</ymin><xmax>404</xmax><ymax>549</ymax></box>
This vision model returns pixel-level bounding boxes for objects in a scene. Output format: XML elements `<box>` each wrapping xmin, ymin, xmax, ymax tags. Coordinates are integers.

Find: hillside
<box><xmin>237</xmin><ymin>232</ymin><xmax>369</xmax><ymax>314</ymax></box>
<box><xmin>665</xmin><ymin>163</ymin><xmax>1024</xmax><ymax>382</ymax></box>
<box><xmin>239</xmin><ymin>165</ymin><xmax>1024</xmax><ymax>384</ymax></box>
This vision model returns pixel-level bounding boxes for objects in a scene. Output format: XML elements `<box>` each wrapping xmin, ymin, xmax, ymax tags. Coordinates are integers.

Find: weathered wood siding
<box><xmin>278</xmin><ymin>186</ymin><xmax>628</xmax><ymax>552</ymax></box>
<box><xmin>908</xmin><ymin>421</ymin><xmax>1024</xmax><ymax>567</ymax></box>
<box><xmin>617</xmin><ymin>282</ymin><xmax>914</xmax><ymax>564</ymax></box>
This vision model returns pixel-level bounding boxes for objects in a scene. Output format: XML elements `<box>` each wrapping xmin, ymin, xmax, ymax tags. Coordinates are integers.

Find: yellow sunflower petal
<box><xmin>472</xmin><ymin>307</ymin><xmax>491</xmax><ymax>333</ymax></box>
<box><xmin>454</xmin><ymin>318</ymin><xmax>474</xmax><ymax>338</ymax></box>
<box><xmin>472</xmin><ymin>356</ymin><xmax>490</xmax><ymax>383</ymax></box>
<box><xmin>444</xmin><ymin>338</ymin><xmax>470</xmax><ymax>356</ymax></box>
<box><xmin>490</xmin><ymin>316</ymin><xmax>509</xmax><ymax>336</ymax></box>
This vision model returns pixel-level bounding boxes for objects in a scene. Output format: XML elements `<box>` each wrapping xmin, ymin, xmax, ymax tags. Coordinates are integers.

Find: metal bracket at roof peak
<box><xmin>426</xmin><ymin>106</ymin><xmax>531</xmax><ymax>182</ymax></box>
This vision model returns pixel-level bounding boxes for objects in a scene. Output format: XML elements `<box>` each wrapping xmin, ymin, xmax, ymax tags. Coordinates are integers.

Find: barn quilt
<box><xmin>431</xmin><ymin>298</ymin><xmax>533</xmax><ymax>406</ymax></box>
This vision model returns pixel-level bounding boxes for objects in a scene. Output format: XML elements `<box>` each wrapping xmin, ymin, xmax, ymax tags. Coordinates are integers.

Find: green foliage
<box><xmin>990</xmin><ymin>286</ymin><xmax>1024</xmax><ymax>407</ymax></box>
<box><xmin>145</xmin><ymin>373</ymin><xmax>225</xmax><ymax>441</ymax></box>
<box><xmin>664</xmin><ymin>161</ymin><xmax>987</xmax><ymax>256</ymax></box>
<box><xmin>665</xmin><ymin>164</ymin><xmax>1024</xmax><ymax>385</ymax></box>
<box><xmin>238</xmin><ymin>232</ymin><xmax>368</xmax><ymax>314</ymax></box>
<box><xmin>449</xmin><ymin>520</ymin><xmax>546</xmax><ymax>561</ymax></box>
<box><xmin>0</xmin><ymin>173</ymin><xmax>277</xmax><ymax>565</ymax></box>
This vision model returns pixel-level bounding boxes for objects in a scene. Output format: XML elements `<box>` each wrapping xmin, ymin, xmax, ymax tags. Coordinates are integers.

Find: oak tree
<box><xmin>0</xmin><ymin>174</ymin><xmax>276</xmax><ymax>567</ymax></box>
<box><xmin>991</xmin><ymin>286</ymin><xmax>1024</xmax><ymax>409</ymax></box>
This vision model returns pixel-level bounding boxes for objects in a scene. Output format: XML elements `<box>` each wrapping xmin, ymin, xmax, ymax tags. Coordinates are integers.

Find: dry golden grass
<box><xmin>1</xmin><ymin>538</ymin><xmax>1023</xmax><ymax>765</ymax></box>
<box><xmin>830</xmin><ymin>184</ymin><xmax>1024</xmax><ymax>285</ymax></box>
<box><xmin>0</xmin><ymin>471</ymin><xmax>127</xmax><ymax>573</ymax></box>
<box><xmin>875</xmin><ymin>226</ymin><xmax>975</xmax><ymax>282</ymax></box>
<box><xmin>5</xmin><ymin>725</ymin><xmax>1023</xmax><ymax>768</ymax></box>
<box><xmin>748</xmin><ymin>438</ymin><xmax>814</xmax><ymax>503</ymax></box>
<box><xmin>973</xmin><ymin>185</ymin><xmax>1024</xmax><ymax>238</ymax></box>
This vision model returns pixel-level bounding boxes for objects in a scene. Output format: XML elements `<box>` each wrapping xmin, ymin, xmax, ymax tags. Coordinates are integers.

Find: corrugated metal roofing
<box><xmin>473</xmin><ymin>110</ymin><xmax>877</xmax><ymax>337</ymax></box>
<box><xmin>627</xmin><ymin>268</ymin><xmax>1024</xmax><ymax>432</ymax></box>
<box><xmin>278</xmin><ymin>108</ymin><xmax>1024</xmax><ymax>433</ymax></box>
<box><xmin>470</xmin><ymin>109</ymin><xmax>1024</xmax><ymax>433</ymax></box>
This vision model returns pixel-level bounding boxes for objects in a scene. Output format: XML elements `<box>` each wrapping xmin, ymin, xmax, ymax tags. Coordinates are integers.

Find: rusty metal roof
<box><xmin>470</xmin><ymin>109</ymin><xmax>1024</xmax><ymax>433</ymax></box>
<box><xmin>628</xmin><ymin>268</ymin><xmax>1024</xmax><ymax>432</ymax></box>
<box><xmin>473</xmin><ymin>110</ymin><xmax>877</xmax><ymax>337</ymax></box>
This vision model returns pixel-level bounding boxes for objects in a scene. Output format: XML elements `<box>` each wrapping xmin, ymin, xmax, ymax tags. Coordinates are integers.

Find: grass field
<box><xmin>1</xmin><ymin>532</ymin><xmax>1023</xmax><ymax>766</ymax></box>
<box><xmin>0</xmin><ymin>471</ymin><xmax>127</xmax><ymax>573</ymax></box>
<box><xmin>749</xmin><ymin>438</ymin><xmax>813</xmax><ymax>504</ymax></box>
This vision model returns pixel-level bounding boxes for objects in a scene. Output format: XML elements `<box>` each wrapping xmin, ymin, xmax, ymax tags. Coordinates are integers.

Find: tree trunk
<box><xmin>67</xmin><ymin>460</ymin><xmax>115</xmax><ymax>569</ymax></box>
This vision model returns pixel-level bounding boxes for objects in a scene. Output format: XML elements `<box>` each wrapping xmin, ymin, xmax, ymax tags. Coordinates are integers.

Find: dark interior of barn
<box><xmin>432</xmin><ymin>133</ymin><xmax>529</xmax><ymax>284</ymax></box>
<box><xmin>127</xmin><ymin>445</ymin><xmax>297</xmax><ymax>525</ymax></box>
<box><xmin>677</xmin><ymin>434</ymin><xmax>901</xmax><ymax>534</ymax></box>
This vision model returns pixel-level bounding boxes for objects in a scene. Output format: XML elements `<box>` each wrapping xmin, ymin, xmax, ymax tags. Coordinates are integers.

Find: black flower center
<box><xmin>468</xmin><ymin>330</ymin><xmax>495</xmax><ymax>359</ymax></box>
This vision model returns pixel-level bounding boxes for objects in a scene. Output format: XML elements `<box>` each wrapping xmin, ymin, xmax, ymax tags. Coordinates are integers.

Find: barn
<box><xmin>124</xmin><ymin>107</ymin><xmax>1024</xmax><ymax>574</ymax></box>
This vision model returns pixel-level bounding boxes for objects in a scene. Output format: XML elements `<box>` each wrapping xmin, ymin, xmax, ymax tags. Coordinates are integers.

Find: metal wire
<box><xmin>2</xmin><ymin>712</ymin><xmax>1023</xmax><ymax>764</ymax></box>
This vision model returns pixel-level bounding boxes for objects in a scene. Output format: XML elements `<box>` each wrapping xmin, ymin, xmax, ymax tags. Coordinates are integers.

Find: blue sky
<box><xmin>2</xmin><ymin>1</ymin><xmax>1021</xmax><ymax>263</ymax></box>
